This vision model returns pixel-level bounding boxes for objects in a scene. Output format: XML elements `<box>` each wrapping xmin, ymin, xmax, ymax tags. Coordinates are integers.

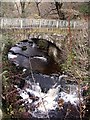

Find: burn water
<box><xmin>8</xmin><ymin>38</ymin><xmax>84</xmax><ymax>120</ymax></box>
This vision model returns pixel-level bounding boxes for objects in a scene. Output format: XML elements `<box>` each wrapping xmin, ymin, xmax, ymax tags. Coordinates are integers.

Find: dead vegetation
<box><xmin>0</xmin><ymin>1</ymin><xmax>90</xmax><ymax>120</ymax></box>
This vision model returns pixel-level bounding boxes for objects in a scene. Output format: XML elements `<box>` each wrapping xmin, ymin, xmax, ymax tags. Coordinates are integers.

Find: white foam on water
<box><xmin>19</xmin><ymin>90</ymin><xmax>29</xmax><ymax>100</ymax></box>
<box><xmin>25</xmin><ymin>88</ymin><xmax>45</xmax><ymax>98</ymax></box>
<box><xmin>19</xmin><ymin>83</ymin><xmax>82</xmax><ymax>110</ymax></box>
<box><xmin>36</xmin><ymin>85</ymin><xmax>60</xmax><ymax>112</ymax></box>
<box><xmin>32</xmin><ymin>56</ymin><xmax>47</xmax><ymax>62</ymax></box>
<box><xmin>18</xmin><ymin>75</ymin><xmax>83</xmax><ymax>118</ymax></box>
<box><xmin>60</xmin><ymin>92</ymin><xmax>82</xmax><ymax>105</ymax></box>
<box><xmin>8</xmin><ymin>53</ymin><xmax>17</xmax><ymax>59</ymax></box>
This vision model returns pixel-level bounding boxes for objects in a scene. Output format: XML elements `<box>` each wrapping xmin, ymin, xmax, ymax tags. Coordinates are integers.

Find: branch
<box><xmin>42</xmin><ymin>8</ymin><xmax>56</xmax><ymax>17</ymax></box>
<box><xmin>15</xmin><ymin>2</ymin><xmax>21</xmax><ymax>17</ymax></box>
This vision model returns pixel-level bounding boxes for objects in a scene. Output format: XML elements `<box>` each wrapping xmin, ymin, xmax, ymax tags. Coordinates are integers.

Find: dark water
<box><xmin>8</xmin><ymin>38</ymin><xmax>61</xmax><ymax>74</ymax></box>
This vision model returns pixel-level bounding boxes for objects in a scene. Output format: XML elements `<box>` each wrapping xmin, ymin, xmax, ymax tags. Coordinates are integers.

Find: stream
<box><xmin>8</xmin><ymin>38</ymin><xmax>83</xmax><ymax>119</ymax></box>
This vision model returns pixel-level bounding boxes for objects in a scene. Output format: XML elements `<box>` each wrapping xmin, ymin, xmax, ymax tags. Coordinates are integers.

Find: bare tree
<box><xmin>20</xmin><ymin>2</ymin><xmax>26</xmax><ymax>17</ymax></box>
<box><xmin>40</xmin><ymin>2</ymin><xmax>65</xmax><ymax>19</ymax></box>
<box><xmin>35</xmin><ymin>2</ymin><xmax>41</xmax><ymax>16</ymax></box>
<box><xmin>54</xmin><ymin>2</ymin><xmax>65</xmax><ymax>19</ymax></box>
<box><xmin>15</xmin><ymin>1</ymin><xmax>30</xmax><ymax>17</ymax></box>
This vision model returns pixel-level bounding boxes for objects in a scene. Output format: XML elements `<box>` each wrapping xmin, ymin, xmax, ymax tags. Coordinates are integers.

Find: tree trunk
<box><xmin>55</xmin><ymin>2</ymin><xmax>65</xmax><ymax>20</ymax></box>
<box><xmin>20</xmin><ymin>2</ymin><xmax>26</xmax><ymax>17</ymax></box>
<box><xmin>35</xmin><ymin>2</ymin><xmax>41</xmax><ymax>16</ymax></box>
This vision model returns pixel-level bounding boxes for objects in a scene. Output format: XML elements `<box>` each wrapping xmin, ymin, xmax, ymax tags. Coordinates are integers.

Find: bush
<box><xmin>79</xmin><ymin>3</ymin><xmax>90</xmax><ymax>15</ymax></box>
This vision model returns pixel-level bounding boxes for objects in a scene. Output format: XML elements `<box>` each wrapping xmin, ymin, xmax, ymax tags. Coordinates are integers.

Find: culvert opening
<box><xmin>7</xmin><ymin>38</ymin><xmax>84</xmax><ymax>119</ymax></box>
